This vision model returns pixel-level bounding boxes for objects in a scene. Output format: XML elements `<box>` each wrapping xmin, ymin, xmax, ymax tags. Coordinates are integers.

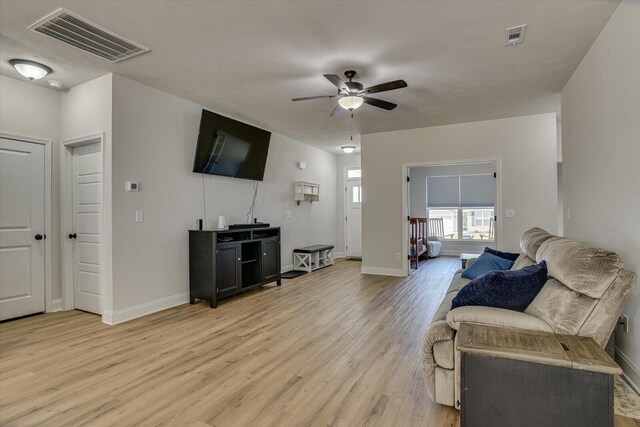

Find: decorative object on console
<box><xmin>461</xmin><ymin>252</ymin><xmax>514</xmax><ymax>280</ymax></box>
<box><xmin>452</xmin><ymin>261</ymin><xmax>548</xmax><ymax>311</ymax></box>
<box><xmin>217</xmin><ymin>215</ymin><xmax>226</xmax><ymax>229</ymax></box>
<box><xmin>294</xmin><ymin>182</ymin><xmax>320</xmax><ymax>205</ymax></box>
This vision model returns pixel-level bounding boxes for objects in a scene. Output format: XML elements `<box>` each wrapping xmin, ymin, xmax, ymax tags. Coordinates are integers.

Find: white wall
<box><xmin>561</xmin><ymin>0</ymin><xmax>639</xmax><ymax>388</ymax></box>
<box><xmin>59</xmin><ymin>74</ymin><xmax>114</xmax><ymax>314</ymax></box>
<box><xmin>110</xmin><ymin>75</ymin><xmax>338</xmax><ymax>317</ymax></box>
<box><xmin>336</xmin><ymin>154</ymin><xmax>361</xmax><ymax>256</ymax></box>
<box><xmin>409</xmin><ymin>162</ymin><xmax>496</xmax><ymax>255</ymax></box>
<box><xmin>0</xmin><ymin>75</ymin><xmax>61</xmax><ymax>305</ymax></box>
<box><xmin>361</xmin><ymin>113</ymin><xmax>557</xmax><ymax>276</ymax></box>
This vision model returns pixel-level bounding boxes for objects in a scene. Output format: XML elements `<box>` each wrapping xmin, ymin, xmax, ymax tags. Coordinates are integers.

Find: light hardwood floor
<box><xmin>0</xmin><ymin>258</ymin><xmax>637</xmax><ymax>426</ymax></box>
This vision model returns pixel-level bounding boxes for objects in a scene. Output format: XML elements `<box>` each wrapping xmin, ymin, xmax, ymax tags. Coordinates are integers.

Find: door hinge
<box><xmin>345</xmin><ymin>187</ymin><xmax>347</xmax><ymax>192</ymax></box>
<box><xmin>407</xmin><ymin>176</ymin><xmax>410</xmax><ymax>182</ymax></box>
<box><xmin>346</xmin><ymin>216</ymin><xmax>348</xmax><ymax>222</ymax></box>
<box><xmin>493</xmin><ymin>172</ymin><xmax>497</xmax><ymax>178</ymax></box>
<box><xmin>407</xmin><ymin>215</ymin><xmax>410</xmax><ymax>221</ymax></box>
<box><xmin>494</xmin><ymin>216</ymin><xmax>497</xmax><ymax>222</ymax></box>
<box><xmin>407</xmin><ymin>255</ymin><xmax>411</xmax><ymax>260</ymax></box>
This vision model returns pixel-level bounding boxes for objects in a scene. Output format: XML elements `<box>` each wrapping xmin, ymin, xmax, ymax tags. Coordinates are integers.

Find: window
<box><xmin>347</xmin><ymin>168</ymin><xmax>361</xmax><ymax>179</ymax></box>
<box><xmin>463</xmin><ymin>209</ymin><xmax>494</xmax><ymax>240</ymax></box>
<box><xmin>426</xmin><ymin>173</ymin><xmax>495</xmax><ymax>241</ymax></box>
<box><xmin>352</xmin><ymin>186</ymin><xmax>362</xmax><ymax>203</ymax></box>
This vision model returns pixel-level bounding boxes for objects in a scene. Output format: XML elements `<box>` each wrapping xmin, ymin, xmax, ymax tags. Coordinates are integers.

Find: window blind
<box><xmin>460</xmin><ymin>174</ymin><xmax>494</xmax><ymax>207</ymax></box>
<box><xmin>427</xmin><ymin>174</ymin><xmax>494</xmax><ymax>208</ymax></box>
<box><xmin>426</xmin><ymin>176</ymin><xmax>460</xmax><ymax>208</ymax></box>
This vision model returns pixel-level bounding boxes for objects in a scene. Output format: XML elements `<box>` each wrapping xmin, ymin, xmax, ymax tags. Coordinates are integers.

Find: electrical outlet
<box><xmin>135</xmin><ymin>210</ymin><xmax>144</xmax><ymax>223</ymax></box>
<box><xmin>285</xmin><ymin>211</ymin><xmax>292</xmax><ymax>218</ymax></box>
<box><xmin>395</xmin><ymin>252</ymin><xmax>401</xmax><ymax>260</ymax></box>
<box><xmin>619</xmin><ymin>315</ymin><xmax>629</xmax><ymax>333</ymax></box>
<box><xmin>505</xmin><ymin>209</ymin><xmax>516</xmax><ymax>218</ymax></box>
<box><xmin>567</xmin><ymin>208</ymin><xmax>571</xmax><ymax>220</ymax></box>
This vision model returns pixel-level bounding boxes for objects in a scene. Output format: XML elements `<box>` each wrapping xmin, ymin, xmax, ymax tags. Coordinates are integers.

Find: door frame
<box><xmin>343</xmin><ymin>166</ymin><xmax>362</xmax><ymax>258</ymax></box>
<box><xmin>61</xmin><ymin>133</ymin><xmax>109</xmax><ymax>314</ymax></box>
<box><xmin>0</xmin><ymin>132</ymin><xmax>54</xmax><ymax>312</ymax></box>
<box><xmin>402</xmin><ymin>157</ymin><xmax>502</xmax><ymax>276</ymax></box>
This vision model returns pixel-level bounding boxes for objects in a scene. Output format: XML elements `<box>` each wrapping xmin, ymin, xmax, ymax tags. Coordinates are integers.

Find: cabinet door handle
<box><xmin>263</xmin><ymin>253</ymin><xmax>267</xmax><ymax>256</ymax></box>
<box><xmin>237</xmin><ymin>257</ymin><xmax>241</xmax><ymax>261</ymax></box>
<box><xmin>35</xmin><ymin>234</ymin><xmax>44</xmax><ymax>241</ymax></box>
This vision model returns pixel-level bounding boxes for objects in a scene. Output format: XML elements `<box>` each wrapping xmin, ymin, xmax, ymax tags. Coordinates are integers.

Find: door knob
<box><xmin>68</xmin><ymin>233</ymin><xmax>77</xmax><ymax>239</ymax></box>
<box><xmin>35</xmin><ymin>234</ymin><xmax>44</xmax><ymax>240</ymax></box>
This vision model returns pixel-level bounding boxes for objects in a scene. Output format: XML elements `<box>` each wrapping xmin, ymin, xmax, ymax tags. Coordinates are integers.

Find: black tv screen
<box><xmin>193</xmin><ymin>109</ymin><xmax>271</xmax><ymax>181</ymax></box>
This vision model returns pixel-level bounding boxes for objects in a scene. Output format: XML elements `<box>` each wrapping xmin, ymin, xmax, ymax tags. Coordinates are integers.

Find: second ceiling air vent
<box><xmin>28</xmin><ymin>8</ymin><xmax>149</xmax><ymax>63</ymax></box>
<box><xmin>505</xmin><ymin>24</ymin><xmax>527</xmax><ymax>46</ymax></box>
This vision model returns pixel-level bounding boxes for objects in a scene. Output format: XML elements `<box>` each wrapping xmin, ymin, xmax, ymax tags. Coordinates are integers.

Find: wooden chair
<box><xmin>409</xmin><ymin>218</ymin><xmax>428</xmax><ymax>269</ymax></box>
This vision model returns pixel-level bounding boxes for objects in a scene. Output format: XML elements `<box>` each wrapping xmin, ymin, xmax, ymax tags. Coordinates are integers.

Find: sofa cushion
<box><xmin>520</xmin><ymin>227</ymin><xmax>553</xmax><ymax>260</ymax></box>
<box><xmin>484</xmin><ymin>247</ymin><xmax>520</xmax><ymax>262</ymax></box>
<box><xmin>511</xmin><ymin>254</ymin><xmax>535</xmax><ymax>270</ymax></box>
<box><xmin>461</xmin><ymin>252</ymin><xmax>514</xmax><ymax>280</ymax></box>
<box><xmin>525</xmin><ymin>278</ymin><xmax>598</xmax><ymax>335</ymax></box>
<box><xmin>447</xmin><ymin>270</ymin><xmax>471</xmax><ymax>294</ymax></box>
<box><xmin>452</xmin><ymin>261</ymin><xmax>548</xmax><ymax>311</ymax></box>
<box><xmin>536</xmin><ymin>237</ymin><xmax>623</xmax><ymax>298</ymax></box>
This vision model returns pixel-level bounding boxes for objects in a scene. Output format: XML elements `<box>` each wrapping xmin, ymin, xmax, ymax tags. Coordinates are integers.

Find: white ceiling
<box><xmin>0</xmin><ymin>0</ymin><xmax>619</xmax><ymax>154</ymax></box>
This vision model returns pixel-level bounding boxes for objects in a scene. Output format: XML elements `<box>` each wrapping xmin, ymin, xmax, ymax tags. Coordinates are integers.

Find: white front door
<box><xmin>0</xmin><ymin>138</ymin><xmax>45</xmax><ymax>320</ymax></box>
<box><xmin>346</xmin><ymin>180</ymin><xmax>362</xmax><ymax>258</ymax></box>
<box><xmin>72</xmin><ymin>143</ymin><xmax>103</xmax><ymax>315</ymax></box>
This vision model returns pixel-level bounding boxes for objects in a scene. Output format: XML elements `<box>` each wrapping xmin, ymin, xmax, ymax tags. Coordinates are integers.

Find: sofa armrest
<box><xmin>445</xmin><ymin>306</ymin><xmax>554</xmax><ymax>332</ymax></box>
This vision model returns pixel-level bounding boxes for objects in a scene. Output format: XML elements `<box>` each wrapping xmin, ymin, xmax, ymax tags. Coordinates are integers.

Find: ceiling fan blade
<box><xmin>362</xmin><ymin>96</ymin><xmax>397</xmax><ymax>111</ymax></box>
<box><xmin>359</xmin><ymin>80</ymin><xmax>407</xmax><ymax>95</ymax></box>
<box><xmin>324</xmin><ymin>74</ymin><xmax>349</xmax><ymax>92</ymax></box>
<box><xmin>330</xmin><ymin>104</ymin><xmax>343</xmax><ymax>117</ymax></box>
<box><xmin>291</xmin><ymin>95</ymin><xmax>338</xmax><ymax>102</ymax></box>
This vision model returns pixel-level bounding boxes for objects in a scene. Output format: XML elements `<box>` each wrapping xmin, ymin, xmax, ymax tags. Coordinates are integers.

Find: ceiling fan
<box><xmin>292</xmin><ymin>70</ymin><xmax>408</xmax><ymax>117</ymax></box>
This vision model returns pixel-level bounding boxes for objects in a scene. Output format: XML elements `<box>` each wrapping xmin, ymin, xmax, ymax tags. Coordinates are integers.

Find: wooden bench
<box><xmin>293</xmin><ymin>245</ymin><xmax>334</xmax><ymax>272</ymax></box>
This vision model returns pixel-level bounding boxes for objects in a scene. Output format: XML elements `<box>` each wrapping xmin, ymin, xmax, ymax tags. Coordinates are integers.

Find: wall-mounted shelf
<box><xmin>294</xmin><ymin>181</ymin><xmax>320</xmax><ymax>205</ymax></box>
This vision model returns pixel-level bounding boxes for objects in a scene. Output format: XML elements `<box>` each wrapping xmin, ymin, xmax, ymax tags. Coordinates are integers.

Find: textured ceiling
<box><xmin>0</xmin><ymin>0</ymin><xmax>619</xmax><ymax>154</ymax></box>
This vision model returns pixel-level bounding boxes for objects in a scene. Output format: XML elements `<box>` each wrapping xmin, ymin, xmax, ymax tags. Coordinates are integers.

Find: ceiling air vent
<box><xmin>28</xmin><ymin>8</ymin><xmax>149</xmax><ymax>63</ymax></box>
<box><xmin>505</xmin><ymin>24</ymin><xmax>527</xmax><ymax>46</ymax></box>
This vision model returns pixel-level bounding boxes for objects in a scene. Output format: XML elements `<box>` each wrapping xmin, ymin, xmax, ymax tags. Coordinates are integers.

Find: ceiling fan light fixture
<box><xmin>9</xmin><ymin>59</ymin><xmax>52</xmax><ymax>80</ymax></box>
<box><xmin>341</xmin><ymin>145</ymin><xmax>356</xmax><ymax>154</ymax></box>
<box><xmin>338</xmin><ymin>96</ymin><xmax>364</xmax><ymax>111</ymax></box>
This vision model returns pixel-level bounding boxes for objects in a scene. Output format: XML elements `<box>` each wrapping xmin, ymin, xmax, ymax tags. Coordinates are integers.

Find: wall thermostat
<box><xmin>126</xmin><ymin>181</ymin><xmax>139</xmax><ymax>192</ymax></box>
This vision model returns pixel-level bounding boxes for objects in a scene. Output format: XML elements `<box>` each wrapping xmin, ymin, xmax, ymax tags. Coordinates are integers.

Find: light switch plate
<box><xmin>135</xmin><ymin>210</ymin><xmax>144</xmax><ymax>223</ymax></box>
<box><xmin>285</xmin><ymin>211</ymin><xmax>292</xmax><ymax>218</ymax></box>
<box><xmin>505</xmin><ymin>209</ymin><xmax>516</xmax><ymax>218</ymax></box>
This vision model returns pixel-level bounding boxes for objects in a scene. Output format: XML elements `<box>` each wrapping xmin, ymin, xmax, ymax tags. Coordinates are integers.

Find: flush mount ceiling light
<box><xmin>338</xmin><ymin>95</ymin><xmax>364</xmax><ymax>111</ymax></box>
<box><xmin>341</xmin><ymin>145</ymin><xmax>356</xmax><ymax>154</ymax></box>
<box><xmin>9</xmin><ymin>59</ymin><xmax>52</xmax><ymax>80</ymax></box>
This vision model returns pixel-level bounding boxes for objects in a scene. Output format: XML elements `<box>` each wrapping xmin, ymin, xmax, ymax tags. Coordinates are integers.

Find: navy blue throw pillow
<box><xmin>452</xmin><ymin>261</ymin><xmax>548</xmax><ymax>312</ymax></box>
<box><xmin>484</xmin><ymin>247</ymin><xmax>520</xmax><ymax>262</ymax></box>
<box><xmin>461</xmin><ymin>252</ymin><xmax>514</xmax><ymax>280</ymax></box>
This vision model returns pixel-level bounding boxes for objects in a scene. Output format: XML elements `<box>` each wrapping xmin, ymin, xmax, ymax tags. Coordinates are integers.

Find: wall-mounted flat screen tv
<box><xmin>193</xmin><ymin>109</ymin><xmax>271</xmax><ymax>181</ymax></box>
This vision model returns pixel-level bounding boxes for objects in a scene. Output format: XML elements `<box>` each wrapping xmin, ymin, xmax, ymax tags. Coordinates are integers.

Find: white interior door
<box><xmin>346</xmin><ymin>180</ymin><xmax>362</xmax><ymax>258</ymax></box>
<box><xmin>72</xmin><ymin>142</ymin><xmax>103</xmax><ymax>315</ymax></box>
<box><xmin>0</xmin><ymin>138</ymin><xmax>45</xmax><ymax>320</ymax></box>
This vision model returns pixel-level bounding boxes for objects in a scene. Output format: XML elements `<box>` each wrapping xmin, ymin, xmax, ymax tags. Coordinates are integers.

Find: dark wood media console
<box><xmin>189</xmin><ymin>227</ymin><xmax>281</xmax><ymax>308</ymax></box>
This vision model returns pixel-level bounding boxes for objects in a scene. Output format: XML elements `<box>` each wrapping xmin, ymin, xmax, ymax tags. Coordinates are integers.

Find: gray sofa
<box><xmin>422</xmin><ymin>227</ymin><xmax>637</xmax><ymax>408</ymax></box>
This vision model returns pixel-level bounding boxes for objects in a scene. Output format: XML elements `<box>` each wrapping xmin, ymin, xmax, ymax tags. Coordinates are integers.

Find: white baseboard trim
<box><xmin>615</xmin><ymin>347</ymin><xmax>640</xmax><ymax>394</ymax></box>
<box><xmin>361</xmin><ymin>266</ymin><xmax>407</xmax><ymax>277</ymax></box>
<box><xmin>281</xmin><ymin>264</ymin><xmax>293</xmax><ymax>273</ymax></box>
<box><xmin>102</xmin><ymin>292</ymin><xmax>189</xmax><ymax>325</ymax></box>
<box><xmin>48</xmin><ymin>299</ymin><xmax>63</xmax><ymax>313</ymax></box>
<box><xmin>334</xmin><ymin>252</ymin><xmax>346</xmax><ymax>259</ymax></box>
